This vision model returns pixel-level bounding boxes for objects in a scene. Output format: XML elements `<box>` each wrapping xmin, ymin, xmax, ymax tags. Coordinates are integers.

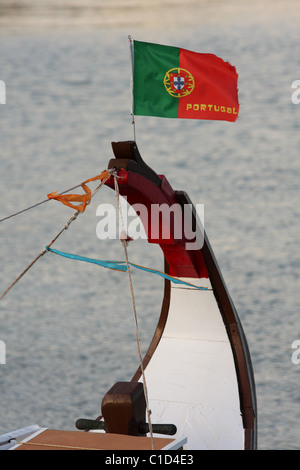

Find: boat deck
<box><xmin>8</xmin><ymin>428</ymin><xmax>186</xmax><ymax>450</ymax></box>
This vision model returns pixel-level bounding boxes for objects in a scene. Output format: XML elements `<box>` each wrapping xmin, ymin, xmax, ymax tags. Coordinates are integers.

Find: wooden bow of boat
<box><xmin>105</xmin><ymin>141</ymin><xmax>257</xmax><ymax>450</ymax></box>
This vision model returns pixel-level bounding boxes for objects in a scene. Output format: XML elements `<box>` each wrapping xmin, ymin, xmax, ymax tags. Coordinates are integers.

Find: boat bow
<box><xmin>105</xmin><ymin>141</ymin><xmax>257</xmax><ymax>450</ymax></box>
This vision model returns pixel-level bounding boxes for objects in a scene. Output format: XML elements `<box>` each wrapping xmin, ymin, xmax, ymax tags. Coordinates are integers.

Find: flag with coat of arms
<box><xmin>131</xmin><ymin>40</ymin><xmax>239</xmax><ymax>122</ymax></box>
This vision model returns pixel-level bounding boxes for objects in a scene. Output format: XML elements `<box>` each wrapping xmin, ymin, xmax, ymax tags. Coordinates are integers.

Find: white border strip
<box><xmin>8</xmin><ymin>427</ymin><xmax>48</xmax><ymax>450</ymax></box>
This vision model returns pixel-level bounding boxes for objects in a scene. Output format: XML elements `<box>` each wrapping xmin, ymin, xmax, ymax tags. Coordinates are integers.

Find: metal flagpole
<box><xmin>128</xmin><ymin>35</ymin><xmax>136</xmax><ymax>142</ymax></box>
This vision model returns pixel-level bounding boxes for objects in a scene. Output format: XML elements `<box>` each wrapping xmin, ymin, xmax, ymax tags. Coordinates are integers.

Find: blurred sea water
<box><xmin>0</xmin><ymin>0</ymin><xmax>299</xmax><ymax>450</ymax></box>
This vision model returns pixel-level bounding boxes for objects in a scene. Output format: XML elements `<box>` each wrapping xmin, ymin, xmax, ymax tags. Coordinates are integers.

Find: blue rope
<box><xmin>45</xmin><ymin>247</ymin><xmax>127</xmax><ymax>272</ymax></box>
<box><xmin>45</xmin><ymin>247</ymin><xmax>209</xmax><ymax>290</ymax></box>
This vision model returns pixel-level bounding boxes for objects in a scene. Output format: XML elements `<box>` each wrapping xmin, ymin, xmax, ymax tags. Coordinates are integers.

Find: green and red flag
<box><xmin>132</xmin><ymin>40</ymin><xmax>239</xmax><ymax>122</ymax></box>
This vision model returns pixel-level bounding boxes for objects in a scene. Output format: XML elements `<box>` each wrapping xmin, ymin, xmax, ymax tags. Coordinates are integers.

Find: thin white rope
<box><xmin>0</xmin><ymin>181</ymin><xmax>97</xmax><ymax>224</ymax></box>
<box><xmin>0</xmin><ymin>171</ymin><xmax>112</xmax><ymax>302</ymax></box>
<box><xmin>113</xmin><ymin>174</ymin><xmax>155</xmax><ymax>450</ymax></box>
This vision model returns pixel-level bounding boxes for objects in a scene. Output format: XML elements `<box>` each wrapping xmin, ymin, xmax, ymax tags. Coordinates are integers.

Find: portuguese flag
<box><xmin>132</xmin><ymin>40</ymin><xmax>239</xmax><ymax>122</ymax></box>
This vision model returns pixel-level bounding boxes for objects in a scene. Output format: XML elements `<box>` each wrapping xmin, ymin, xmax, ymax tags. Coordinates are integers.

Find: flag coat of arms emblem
<box><xmin>132</xmin><ymin>40</ymin><xmax>239</xmax><ymax>122</ymax></box>
<box><xmin>173</xmin><ymin>74</ymin><xmax>184</xmax><ymax>91</ymax></box>
<box><xmin>165</xmin><ymin>68</ymin><xmax>195</xmax><ymax>98</ymax></box>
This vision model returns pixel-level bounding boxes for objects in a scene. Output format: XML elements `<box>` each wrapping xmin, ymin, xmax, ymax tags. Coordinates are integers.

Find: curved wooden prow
<box><xmin>109</xmin><ymin>141</ymin><xmax>162</xmax><ymax>187</ymax></box>
<box><xmin>106</xmin><ymin>141</ymin><xmax>257</xmax><ymax>450</ymax></box>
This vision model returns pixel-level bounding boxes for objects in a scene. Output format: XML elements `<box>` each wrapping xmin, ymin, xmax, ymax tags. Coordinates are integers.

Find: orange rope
<box><xmin>47</xmin><ymin>170</ymin><xmax>110</xmax><ymax>212</ymax></box>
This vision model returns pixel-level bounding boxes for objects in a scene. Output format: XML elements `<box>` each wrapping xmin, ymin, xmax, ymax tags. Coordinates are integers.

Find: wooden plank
<box><xmin>13</xmin><ymin>429</ymin><xmax>178</xmax><ymax>450</ymax></box>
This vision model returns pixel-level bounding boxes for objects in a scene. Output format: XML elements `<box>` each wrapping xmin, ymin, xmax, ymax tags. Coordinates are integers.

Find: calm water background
<box><xmin>0</xmin><ymin>0</ymin><xmax>299</xmax><ymax>450</ymax></box>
